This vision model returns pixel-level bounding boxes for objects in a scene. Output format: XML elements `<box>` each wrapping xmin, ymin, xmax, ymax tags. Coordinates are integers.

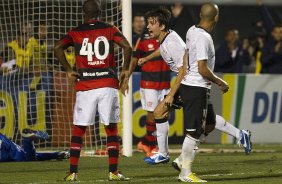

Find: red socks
<box><xmin>105</xmin><ymin>124</ymin><xmax>119</xmax><ymax>173</ymax></box>
<box><xmin>69</xmin><ymin>125</ymin><xmax>86</xmax><ymax>173</ymax></box>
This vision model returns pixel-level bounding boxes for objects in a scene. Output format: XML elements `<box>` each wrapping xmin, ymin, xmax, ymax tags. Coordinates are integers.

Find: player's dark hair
<box><xmin>225</xmin><ymin>27</ymin><xmax>238</xmax><ymax>36</ymax></box>
<box><xmin>83</xmin><ymin>0</ymin><xmax>101</xmax><ymax>19</ymax></box>
<box><xmin>145</xmin><ymin>7</ymin><xmax>171</xmax><ymax>31</ymax></box>
<box><xmin>133</xmin><ymin>12</ymin><xmax>145</xmax><ymax>19</ymax></box>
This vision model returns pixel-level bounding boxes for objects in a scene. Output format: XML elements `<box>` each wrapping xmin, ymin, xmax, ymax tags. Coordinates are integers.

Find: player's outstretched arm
<box><xmin>137</xmin><ymin>48</ymin><xmax>160</xmax><ymax>66</ymax></box>
<box><xmin>198</xmin><ymin>60</ymin><xmax>229</xmax><ymax>93</ymax></box>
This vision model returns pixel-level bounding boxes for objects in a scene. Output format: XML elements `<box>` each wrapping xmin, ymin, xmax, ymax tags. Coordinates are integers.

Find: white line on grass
<box><xmin>23</xmin><ymin>171</ymin><xmax>282</xmax><ymax>184</ymax></box>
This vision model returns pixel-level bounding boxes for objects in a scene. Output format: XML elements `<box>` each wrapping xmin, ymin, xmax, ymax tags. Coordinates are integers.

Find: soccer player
<box><xmin>129</xmin><ymin>29</ymin><xmax>171</xmax><ymax>157</ymax></box>
<box><xmin>177</xmin><ymin>3</ymin><xmax>249</xmax><ymax>182</ymax></box>
<box><xmin>54</xmin><ymin>0</ymin><xmax>132</xmax><ymax>181</ymax></box>
<box><xmin>138</xmin><ymin>7</ymin><xmax>187</xmax><ymax>165</ymax></box>
<box><xmin>0</xmin><ymin>129</ymin><xmax>69</xmax><ymax>162</ymax></box>
<box><xmin>132</xmin><ymin>5</ymin><xmax>184</xmax><ymax>157</ymax></box>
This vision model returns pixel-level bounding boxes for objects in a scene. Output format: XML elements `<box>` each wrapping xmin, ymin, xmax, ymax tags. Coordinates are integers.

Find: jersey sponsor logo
<box><xmin>78</xmin><ymin>68</ymin><xmax>117</xmax><ymax>81</ymax></box>
<box><xmin>82</xmin><ymin>71</ymin><xmax>109</xmax><ymax>77</ymax></box>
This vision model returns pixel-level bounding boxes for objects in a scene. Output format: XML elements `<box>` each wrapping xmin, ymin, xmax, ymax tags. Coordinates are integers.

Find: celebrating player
<box><xmin>130</xmin><ymin>20</ymin><xmax>171</xmax><ymax>157</ymax></box>
<box><xmin>138</xmin><ymin>7</ymin><xmax>187</xmax><ymax>165</ymax></box>
<box><xmin>0</xmin><ymin>129</ymin><xmax>69</xmax><ymax>162</ymax></box>
<box><xmin>131</xmin><ymin>5</ymin><xmax>184</xmax><ymax>157</ymax></box>
<box><xmin>54</xmin><ymin>0</ymin><xmax>132</xmax><ymax>181</ymax></box>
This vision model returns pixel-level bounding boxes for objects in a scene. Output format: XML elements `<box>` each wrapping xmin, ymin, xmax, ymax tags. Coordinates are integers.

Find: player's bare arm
<box><xmin>198</xmin><ymin>60</ymin><xmax>229</xmax><ymax>93</ymax></box>
<box><xmin>164</xmin><ymin>50</ymin><xmax>187</xmax><ymax>107</ymax></box>
<box><xmin>54</xmin><ymin>40</ymin><xmax>79</xmax><ymax>82</ymax></box>
<box><xmin>128</xmin><ymin>57</ymin><xmax>138</xmax><ymax>76</ymax></box>
<box><xmin>129</xmin><ymin>34</ymin><xmax>141</xmax><ymax>76</ymax></box>
<box><xmin>116</xmin><ymin>38</ymin><xmax>132</xmax><ymax>95</ymax></box>
<box><xmin>137</xmin><ymin>48</ymin><xmax>160</xmax><ymax>66</ymax></box>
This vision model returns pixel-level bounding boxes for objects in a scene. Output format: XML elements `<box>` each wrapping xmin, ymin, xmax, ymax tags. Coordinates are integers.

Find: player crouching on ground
<box><xmin>0</xmin><ymin>129</ymin><xmax>69</xmax><ymax>162</ymax></box>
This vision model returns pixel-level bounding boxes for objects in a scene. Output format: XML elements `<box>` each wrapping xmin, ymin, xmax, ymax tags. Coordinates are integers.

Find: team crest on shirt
<box><xmin>148</xmin><ymin>44</ymin><xmax>154</xmax><ymax>51</ymax></box>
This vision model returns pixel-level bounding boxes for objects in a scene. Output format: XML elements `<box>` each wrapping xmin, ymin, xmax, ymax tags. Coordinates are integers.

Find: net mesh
<box><xmin>0</xmin><ymin>0</ymin><xmax>123</xmax><ymax>155</ymax></box>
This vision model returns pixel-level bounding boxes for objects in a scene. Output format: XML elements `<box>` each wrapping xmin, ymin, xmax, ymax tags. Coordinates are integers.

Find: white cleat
<box><xmin>172</xmin><ymin>157</ymin><xmax>182</xmax><ymax>171</ymax></box>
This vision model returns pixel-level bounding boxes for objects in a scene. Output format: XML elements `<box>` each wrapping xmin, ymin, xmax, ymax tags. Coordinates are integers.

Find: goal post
<box><xmin>122</xmin><ymin>0</ymin><xmax>133</xmax><ymax>157</ymax></box>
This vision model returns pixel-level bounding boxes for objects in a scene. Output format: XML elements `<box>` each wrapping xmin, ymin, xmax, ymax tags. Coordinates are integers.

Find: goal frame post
<box><xmin>121</xmin><ymin>0</ymin><xmax>133</xmax><ymax>157</ymax></box>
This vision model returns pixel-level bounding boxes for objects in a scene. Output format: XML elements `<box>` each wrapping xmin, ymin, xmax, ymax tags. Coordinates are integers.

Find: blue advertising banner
<box><xmin>0</xmin><ymin>72</ymin><xmax>53</xmax><ymax>139</ymax></box>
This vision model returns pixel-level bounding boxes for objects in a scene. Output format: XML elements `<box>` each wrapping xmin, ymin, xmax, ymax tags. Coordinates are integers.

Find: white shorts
<box><xmin>73</xmin><ymin>87</ymin><xmax>119</xmax><ymax>126</ymax></box>
<box><xmin>140</xmin><ymin>88</ymin><xmax>170</xmax><ymax>112</ymax></box>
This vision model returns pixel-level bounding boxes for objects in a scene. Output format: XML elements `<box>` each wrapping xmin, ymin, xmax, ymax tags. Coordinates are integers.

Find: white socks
<box><xmin>180</xmin><ymin>135</ymin><xmax>199</xmax><ymax>176</ymax></box>
<box><xmin>215</xmin><ymin>115</ymin><xmax>240</xmax><ymax>140</ymax></box>
<box><xmin>156</xmin><ymin>121</ymin><xmax>169</xmax><ymax>156</ymax></box>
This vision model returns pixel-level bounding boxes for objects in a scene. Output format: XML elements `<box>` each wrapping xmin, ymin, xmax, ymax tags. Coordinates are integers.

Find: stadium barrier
<box><xmin>0</xmin><ymin>72</ymin><xmax>281</xmax><ymax>146</ymax></box>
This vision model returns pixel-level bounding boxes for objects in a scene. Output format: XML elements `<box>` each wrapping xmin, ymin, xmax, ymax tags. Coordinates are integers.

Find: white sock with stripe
<box><xmin>156</xmin><ymin>121</ymin><xmax>169</xmax><ymax>156</ymax></box>
<box><xmin>215</xmin><ymin>115</ymin><xmax>240</xmax><ymax>140</ymax></box>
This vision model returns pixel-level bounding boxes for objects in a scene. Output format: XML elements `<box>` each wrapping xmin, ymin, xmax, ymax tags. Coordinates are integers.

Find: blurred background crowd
<box><xmin>0</xmin><ymin>0</ymin><xmax>282</xmax><ymax>75</ymax></box>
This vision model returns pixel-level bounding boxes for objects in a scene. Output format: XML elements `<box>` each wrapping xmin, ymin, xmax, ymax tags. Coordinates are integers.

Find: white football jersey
<box><xmin>181</xmin><ymin>25</ymin><xmax>215</xmax><ymax>89</ymax></box>
<box><xmin>159</xmin><ymin>30</ymin><xmax>186</xmax><ymax>73</ymax></box>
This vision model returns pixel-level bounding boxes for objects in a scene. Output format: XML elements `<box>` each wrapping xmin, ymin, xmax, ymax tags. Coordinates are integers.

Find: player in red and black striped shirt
<box><xmin>129</xmin><ymin>32</ymin><xmax>171</xmax><ymax>157</ymax></box>
<box><xmin>54</xmin><ymin>0</ymin><xmax>131</xmax><ymax>181</ymax></box>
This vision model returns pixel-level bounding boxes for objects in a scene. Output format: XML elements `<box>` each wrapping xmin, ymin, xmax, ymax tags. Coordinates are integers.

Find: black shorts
<box><xmin>179</xmin><ymin>84</ymin><xmax>216</xmax><ymax>136</ymax></box>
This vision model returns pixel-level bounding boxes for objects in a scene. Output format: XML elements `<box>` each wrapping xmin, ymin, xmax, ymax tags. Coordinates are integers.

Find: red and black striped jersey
<box><xmin>134</xmin><ymin>34</ymin><xmax>170</xmax><ymax>90</ymax></box>
<box><xmin>60</xmin><ymin>19</ymin><xmax>125</xmax><ymax>91</ymax></box>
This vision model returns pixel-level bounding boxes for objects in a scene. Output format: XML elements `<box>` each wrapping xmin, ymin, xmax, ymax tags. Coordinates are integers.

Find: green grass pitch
<box><xmin>1</xmin><ymin>144</ymin><xmax>282</xmax><ymax>184</ymax></box>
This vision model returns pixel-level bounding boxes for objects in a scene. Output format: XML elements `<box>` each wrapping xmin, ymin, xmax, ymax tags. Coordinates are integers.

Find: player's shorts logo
<box><xmin>77</xmin><ymin>107</ymin><xmax>83</xmax><ymax>113</ymax></box>
<box><xmin>147</xmin><ymin>102</ymin><xmax>153</xmax><ymax>108</ymax></box>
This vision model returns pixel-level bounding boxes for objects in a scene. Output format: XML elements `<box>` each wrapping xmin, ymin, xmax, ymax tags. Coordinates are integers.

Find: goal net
<box><xmin>0</xmin><ymin>0</ymin><xmax>124</xmax><ymax>156</ymax></box>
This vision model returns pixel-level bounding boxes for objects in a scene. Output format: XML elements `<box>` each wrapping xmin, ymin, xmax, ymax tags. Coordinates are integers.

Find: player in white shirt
<box><xmin>175</xmin><ymin>3</ymin><xmax>251</xmax><ymax>182</ymax></box>
<box><xmin>138</xmin><ymin>7</ymin><xmax>187</xmax><ymax>165</ymax></box>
